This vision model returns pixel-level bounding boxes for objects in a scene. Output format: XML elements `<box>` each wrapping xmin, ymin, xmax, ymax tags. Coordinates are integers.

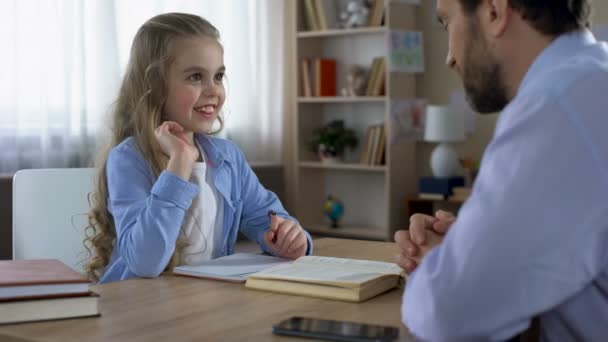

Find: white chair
<box><xmin>13</xmin><ymin>168</ymin><xmax>97</xmax><ymax>274</ymax></box>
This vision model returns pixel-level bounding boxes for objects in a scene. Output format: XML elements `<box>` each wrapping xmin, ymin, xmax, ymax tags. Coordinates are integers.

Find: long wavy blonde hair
<box><xmin>84</xmin><ymin>13</ymin><xmax>224</xmax><ymax>281</ymax></box>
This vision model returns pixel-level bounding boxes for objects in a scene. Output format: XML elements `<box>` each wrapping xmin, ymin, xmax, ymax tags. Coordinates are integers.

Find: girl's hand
<box><xmin>263</xmin><ymin>215</ymin><xmax>308</xmax><ymax>259</ymax></box>
<box><xmin>154</xmin><ymin>121</ymin><xmax>199</xmax><ymax>180</ymax></box>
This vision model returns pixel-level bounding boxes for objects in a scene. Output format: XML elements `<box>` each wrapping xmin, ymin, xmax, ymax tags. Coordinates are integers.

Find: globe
<box><xmin>323</xmin><ymin>195</ymin><xmax>344</xmax><ymax>228</ymax></box>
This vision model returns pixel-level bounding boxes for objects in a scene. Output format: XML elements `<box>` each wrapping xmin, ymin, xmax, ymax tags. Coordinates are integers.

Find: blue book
<box><xmin>418</xmin><ymin>177</ymin><xmax>465</xmax><ymax>196</ymax></box>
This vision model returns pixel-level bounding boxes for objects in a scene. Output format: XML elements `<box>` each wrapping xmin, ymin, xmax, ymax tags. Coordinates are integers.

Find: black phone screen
<box><xmin>272</xmin><ymin>316</ymin><xmax>400</xmax><ymax>342</ymax></box>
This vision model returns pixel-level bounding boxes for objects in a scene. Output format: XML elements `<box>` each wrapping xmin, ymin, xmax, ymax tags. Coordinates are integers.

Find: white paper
<box><xmin>298</xmin><ymin>256</ymin><xmax>402</xmax><ymax>275</ymax></box>
<box><xmin>252</xmin><ymin>256</ymin><xmax>402</xmax><ymax>285</ymax></box>
<box><xmin>173</xmin><ymin>253</ymin><xmax>291</xmax><ymax>282</ymax></box>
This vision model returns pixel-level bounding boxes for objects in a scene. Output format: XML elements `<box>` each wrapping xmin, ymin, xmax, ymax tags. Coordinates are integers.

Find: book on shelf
<box><xmin>303</xmin><ymin>0</ymin><xmax>320</xmax><ymax>31</ymax></box>
<box><xmin>359</xmin><ymin>126</ymin><xmax>373</xmax><ymax>164</ymax></box>
<box><xmin>371</xmin><ymin>57</ymin><xmax>386</xmax><ymax>96</ymax></box>
<box><xmin>173</xmin><ymin>253</ymin><xmax>291</xmax><ymax>283</ymax></box>
<box><xmin>376</xmin><ymin>58</ymin><xmax>387</xmax><ymax>96</ymax></box>
<box><xmin>360</xmin><ymin>124</ymin><xmax>386</xmax><ymax>166</ymax></box>
<box><xmin>300</xmin><ymin>59</ymin><xmax>312</xmax><ymax>97</ymax></box>
<box><xmin>365</xmin><ymin>57</ymin><xmax>386</xmax><ymax>96</ymax></box>
<box><xmin>368</xmin><ymin>125</ymin><xmax>380</xmax><ymax>165</ymax></box>
<box><xmin>0</xmin><ymin>259</ymin><xmax>91</xmax><ymax>301</ymax></box>
<box><xmin>365</xmin><ymin>58</ymin><xmax>380</xmax><ymax>96</ymax></box>
<box><xmin>374</xmin><ymin>124</ymin><xmax>386</xmax><ymax>165</ymax></box>
<box><xmin>313</xmin><ymin>0</ymin><xmax>338</xmax><ymax>30</ymax></box>
<box><xmin>245</xmin><ymin>256</ymin><xmax>405</xmax><ymax>302</ymax></box>
<box><xmin>0</xmin><ymin>292</ymin><xmax>99</xmax><ymax>325</ymax></box>
<box><xmin>368</xmin><ymin>0</ymin><xmax>386</xmax><ymax>27</ymax></box>
<box><xmin>314</xmin><ymin>58</ymin><xmax>337</xmax><ymax>96</ymax></box>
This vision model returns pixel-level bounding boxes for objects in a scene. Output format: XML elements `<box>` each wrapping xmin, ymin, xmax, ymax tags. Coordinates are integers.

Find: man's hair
<box><xmin>459</xmin><ymin>0</ymin><xmax>591</xmax><ymax>36</ymax></box>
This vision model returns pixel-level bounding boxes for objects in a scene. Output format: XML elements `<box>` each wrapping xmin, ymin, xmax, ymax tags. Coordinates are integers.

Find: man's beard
<box><xmin>461</xmin><ymin>26</ymin><xmax>510</xmax><ymax>114</ymax></box>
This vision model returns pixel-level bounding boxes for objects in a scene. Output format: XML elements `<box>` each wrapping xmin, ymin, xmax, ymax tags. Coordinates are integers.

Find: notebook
<box><xmin>245</xmin><ymin>256</ymin><xmax>406</xmax><ymax>302</ymax></box>
<box><xmin>173</xmin><ymin>253</ymin><xmax>292</xmax><ymax>282</ymax></box>
<box><xmin>0</xmin><ymin>259</ymin><xmax>90</xmax><ymax>301</ymax></box>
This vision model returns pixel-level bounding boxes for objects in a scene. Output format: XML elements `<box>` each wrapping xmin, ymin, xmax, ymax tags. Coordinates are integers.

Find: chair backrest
<box><xmin>13</xmin><ymin>168</ymin><xmax>97</xmax><ymax>274</ymax></box>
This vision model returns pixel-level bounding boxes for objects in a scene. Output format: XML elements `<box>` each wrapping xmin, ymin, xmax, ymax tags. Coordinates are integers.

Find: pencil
<box><xmin>268</xmin><ymin>210</ymin><xmax>277</xmax><ymax>243</ymax></box>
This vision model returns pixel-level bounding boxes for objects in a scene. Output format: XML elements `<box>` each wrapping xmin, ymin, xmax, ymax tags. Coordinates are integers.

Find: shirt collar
<box><xmin>519</xmin><ymin>29</ymin><xmax>597</xmax><ymax>95</ymax></box>
<box><xmin>194</xmin><ymin>134</ymin><xmax>226</xmax><ymax>169</ymax></box>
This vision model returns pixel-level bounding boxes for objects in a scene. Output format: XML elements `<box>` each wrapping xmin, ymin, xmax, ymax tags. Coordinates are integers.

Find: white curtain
<box><xmin>0</xmin><ymin>0</ymin><xmax>286</xmax><ymax>173</ymax></box>
<box><xmin>0</xmin><ymin>0</ymin><xmax>120</xmax><ymax>173</ymax></box>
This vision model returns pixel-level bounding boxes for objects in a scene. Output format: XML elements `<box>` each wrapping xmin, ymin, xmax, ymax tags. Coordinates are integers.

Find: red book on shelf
<box><xmin>0</xmin><ymin>259</ymin><xmax>91</xmax><ymax>301</ymax></box>
<box><xmin>315</xmin><ymin>58</ymin><xmax>337</xmax><ymax>96</ymax></box>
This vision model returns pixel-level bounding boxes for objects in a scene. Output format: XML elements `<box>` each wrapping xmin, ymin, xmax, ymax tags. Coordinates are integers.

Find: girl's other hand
<box><xmin>264</xmin><ymin>214</ymin><xmax>308</xmax><ymax>260</ymax></box>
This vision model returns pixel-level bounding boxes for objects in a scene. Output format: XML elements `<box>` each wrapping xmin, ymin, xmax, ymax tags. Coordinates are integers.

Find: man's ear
<box><xmin>480</xmin><ymin>0</ymin><xmax>510</xmax><ymax>37</ymax></box>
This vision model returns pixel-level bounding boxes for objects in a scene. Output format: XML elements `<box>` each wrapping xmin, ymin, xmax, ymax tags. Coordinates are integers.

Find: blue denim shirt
<box><xmin>99</xmin><ymin>134</ymin><xmax>313</xmax><ymax>283</ymax></box>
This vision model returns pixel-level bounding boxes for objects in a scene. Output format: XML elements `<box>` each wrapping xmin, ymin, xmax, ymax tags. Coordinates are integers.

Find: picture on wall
<box><xmin>389</xmin><ymin>99</ymin><xmax>427</xmax><ymax>144</ymax></box>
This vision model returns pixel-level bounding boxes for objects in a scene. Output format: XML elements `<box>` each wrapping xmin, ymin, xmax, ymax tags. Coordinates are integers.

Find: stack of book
<box><xmin>0</xmin><ymin>259</ymin><xmax>99</xmax><ymax>324</ymax></box>
<box><xmin>360</xmin><ymin>124</ymin><xmax>386</xmax><ymax>166</ymax></box>
<box><xmin>418</xmin><ymin>177</ymin><xmax>465</xmax><ymax>200</ymax></box>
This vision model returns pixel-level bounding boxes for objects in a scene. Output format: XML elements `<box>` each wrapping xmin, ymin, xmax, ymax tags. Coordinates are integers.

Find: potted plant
<box><xmin>309</xmin><ymin>120</ymin><xmax>358</xmax><ymax>163</ymax></box>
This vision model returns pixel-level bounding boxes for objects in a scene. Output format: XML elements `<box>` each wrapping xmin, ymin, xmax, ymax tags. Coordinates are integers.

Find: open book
<box><xmin>245</xmin><ymin>256</ymin><xmax>406</xmax><ymax>302</ymax></box>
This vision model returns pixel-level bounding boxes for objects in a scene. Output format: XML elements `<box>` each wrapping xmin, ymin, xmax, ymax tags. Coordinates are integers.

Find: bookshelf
<box><xmin>292</xmin><ymin>0</ymin><xmax>421</xmax><ymax>241</ymax></box>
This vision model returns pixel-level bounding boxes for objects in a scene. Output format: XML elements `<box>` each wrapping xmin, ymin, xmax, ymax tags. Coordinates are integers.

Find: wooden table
<box><xmin>0</xmin><ymin>238</ymin><xmax>414</xmax><ymax>341</ymax></box>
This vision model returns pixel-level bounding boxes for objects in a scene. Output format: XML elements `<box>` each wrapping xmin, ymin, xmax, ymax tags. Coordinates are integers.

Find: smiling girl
<box><xmin>84</xmin><ymin>13</ymin><xmax>312</xmax><ymax>283</ymax></box>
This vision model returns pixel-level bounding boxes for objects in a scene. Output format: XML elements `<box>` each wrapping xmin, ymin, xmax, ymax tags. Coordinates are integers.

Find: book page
<box><xmin>295</xmin><ymin>256</ymin><xmax>403</xmax><ymax>276</ymax></box>
<box><xmin>250</xmin><ymin>263</ymin><xmax>394</xmax><ymax>287</ymax></box>
<box><xmin>173</xmin><ymin>253</ymin><xmax>291</xmax><ymax>281</ymax></box>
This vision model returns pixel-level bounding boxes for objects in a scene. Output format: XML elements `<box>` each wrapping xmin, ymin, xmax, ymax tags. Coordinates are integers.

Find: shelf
<box><xmin>297</xmin><ymin>26</ymin><xmax>387</xmax><ymax>38</ymax></box>
<box><xmin>299</xmin><ymin>162</ymin><xmax>386</xmax><ymax>172</ymax></box>
<box><xmin>305</xmin><ymin>223</ymin><xmax>387</xmax><ymax>241</ymax></box>
<box><xmin>294</xmin><ymin>0</ymin><xmax>419</xmax><ymax>243</ymax></box>
<box><xmin>298</xmin><ymin>97</ymin><xmax>386</xmax><ymax>104</ymax></box>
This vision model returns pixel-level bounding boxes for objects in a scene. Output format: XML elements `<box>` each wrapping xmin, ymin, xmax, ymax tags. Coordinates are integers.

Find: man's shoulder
<box><xmin>528</xmin><ymin>45</ymin><xmax>608</xmax><ymax>100</ymax></box>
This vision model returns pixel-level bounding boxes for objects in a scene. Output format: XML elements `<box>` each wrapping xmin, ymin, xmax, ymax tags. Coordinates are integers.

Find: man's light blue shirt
<box><xmin>402</xmin><ymin>30</ymin><xmax>608</xmax><ymax>341</ymax></box>
<box><xmin>99</xmin><ymin>134</ymin><xmax>313</xmax><ymax>283</ymax></box>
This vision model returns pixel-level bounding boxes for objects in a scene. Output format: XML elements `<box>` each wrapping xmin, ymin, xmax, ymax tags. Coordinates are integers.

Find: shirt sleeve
<box><xmin>232</xmin><ymin>146</ymin><xmax>314</xmax><ymax>256</ymax></box>
<box><xmin>402</xmin><ymin>94</ymin><xmax>608</xmax><ymax>341</ymax></box>
<box><xmin>107</xmin><ymin>145</ymin><xmax>199</xmax><ymax>278</ymax></box>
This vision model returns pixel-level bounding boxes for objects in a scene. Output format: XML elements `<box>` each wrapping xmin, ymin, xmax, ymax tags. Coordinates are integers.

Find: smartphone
<box><xmin>272</xmin><ymin>316</ymin><xmax>400</xmax><ymax>342</ymax></box>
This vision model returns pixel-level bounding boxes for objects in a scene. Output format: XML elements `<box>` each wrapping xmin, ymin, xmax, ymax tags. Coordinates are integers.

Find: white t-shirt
<box><xmin>180</xmin><ymin>145</ymin><xmax>224</xmax><ymax>265</ymax></box>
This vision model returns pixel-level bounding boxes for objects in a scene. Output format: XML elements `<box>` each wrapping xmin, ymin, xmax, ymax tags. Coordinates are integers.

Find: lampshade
<box><xmin>424</xmin><ymin>105</ymin><xmax>465</xmax><ymax>142</ymax></box>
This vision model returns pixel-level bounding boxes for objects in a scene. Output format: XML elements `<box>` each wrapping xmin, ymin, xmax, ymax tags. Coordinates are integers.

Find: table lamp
<box><xmin>424</xmin><ymin>105</ymin><xmax>465</xmax><ymax>178</ymax></box>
